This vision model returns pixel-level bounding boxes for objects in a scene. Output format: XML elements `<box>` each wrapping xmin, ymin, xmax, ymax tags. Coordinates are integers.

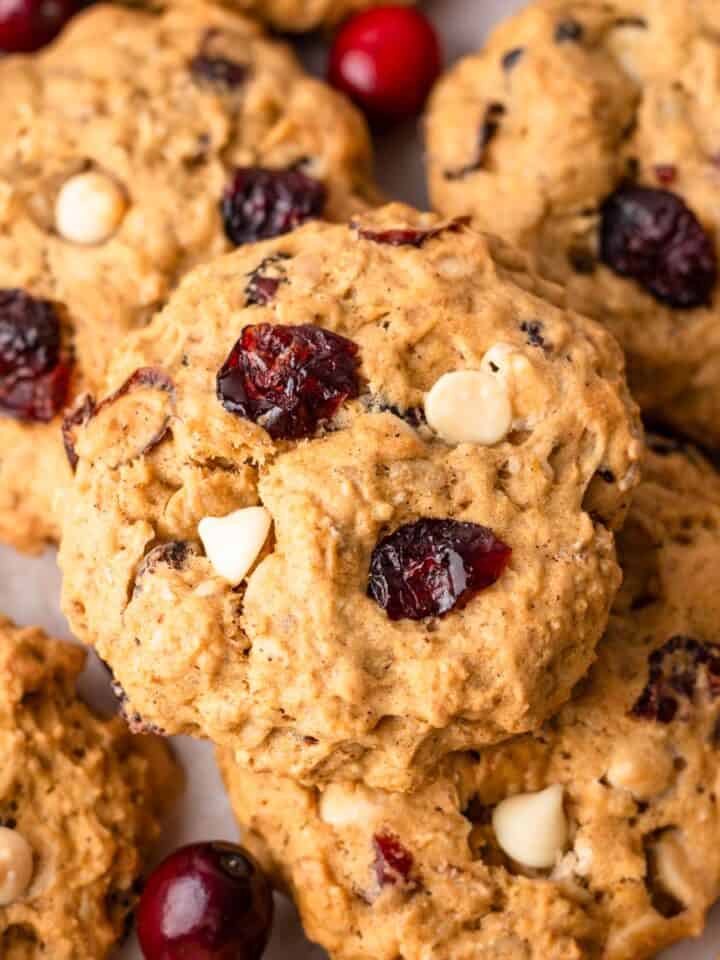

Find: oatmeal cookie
<box><xmin>221</xmin><ymin>440</ymin><xmax>720</xmax><ymax>960</ymax></box>
<box><xmin>208</xmin><ymin>0</ymin><xmax>411</xmax><ymax>33</ymax></box>
<box><xmin>0</xmin><ymin>617</ymin><xmax>181</xmax><ymax>958</ymax></box>
<box><xmin>60</xmin><ymin>204</ymin><xmax>641</xmax><ymax>790</ymax></box>
<box><xmin>426</xmin><ymin>0</ymin><xmax>720</xmax><ymax>446</ymax></box>
<box><xmin>0</xmin><ymin>1</ymin><xmax>374</xmax><ymax>552</ymax></box>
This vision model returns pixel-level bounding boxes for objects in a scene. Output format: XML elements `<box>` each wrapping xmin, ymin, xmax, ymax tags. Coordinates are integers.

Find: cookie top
<box><xmin>0</xmin><ymin>617</ymin><xmax>181</xmax><ymax>959</ymax></box>
<box><xmin>426</xmin><ymin>0</ymin><xmax>720</xmax><ymax>444</ymax></box>
<box><xmin>0</xmin><ymin>2</ymin><xmax>374</xmax><ymax>552</ymax></box>
<box><xmin>210</xmin><ymin>0</ymin><xmax>410</xmax><ymax>32</ymax></box>
<box><xmin>60</xmin><ymin>204</ymin><xmax>641</xmax><ymax>790</ymax></box>
<box><xmin>220</xmin><ymin>441</ymin><xmax>720</xmax><ymax>960</ymax></box>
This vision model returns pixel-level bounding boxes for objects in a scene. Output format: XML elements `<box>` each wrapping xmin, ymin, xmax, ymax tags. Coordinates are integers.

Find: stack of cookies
<box><xmin>1</xmin><ymin>0</ymin><xmax>719</xmax><ymax>958</ymax></box>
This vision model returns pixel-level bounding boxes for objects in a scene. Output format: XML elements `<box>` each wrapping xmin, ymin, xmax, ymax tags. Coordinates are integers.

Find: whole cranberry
<box><xmin>137</xmin><ymin>842</ymin><xmax>274</xmax><ymax>960</ymax></box>
<box><xmin>328</xmin><ymin>6</ymin><xmax>442</xmax><ymax>124</ymax></box>
<box><xmin>0</xmin><ymin>0</ymin><xmax>77</xmax><ymax>53</ymax></box>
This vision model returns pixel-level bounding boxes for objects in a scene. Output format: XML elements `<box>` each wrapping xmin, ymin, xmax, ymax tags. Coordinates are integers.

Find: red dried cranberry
<box><xmin>600</xmin><ymin>185</ymin><xmax>717</xmax><ymax>308</ymax></box>
<box><xmin>221</xmin><ymin>167</ymin><xmax>326</xmax><ymax>247</ymax></box>
<box><xmin>654</xmin><ymin>164</ymin><xmax>677</xmax><ymax>186</ymax></box>
<box><xmin>632</xmin><ymin>636</ymin><xmax>720</xmax><ymax>723</ymax></box>
<box><xmin>217</xmin><ymin>323</ymin><xmax>360</xmax><ymax>439</ymax></box>
<box><xmin>190</xmin><ymin>55</ymin><xmax>246</xmax><ymax>89</ymax></box>
<box><xmin>373</xmin><ymin>833</ymin><xmax>414</xmax><ymax>888</ymax></box>
<box><xmin>554</xmin><ymin>18</ymin><xmax>583</xmax><ymax>42</ymax></box>
<box><xmin>0</xmin><ymin>289</ymin><xmax>71</xmax><ymax>422</ymax></box>
<box><xmin>354</xmin><ymin>217</ymin><xmax>465</xmax><ymax>247</ymax></box>
<box><xmin>444</xmin><ymin>103</ymin><xmax>506</xmax><ymax>180</ymax></box>
<box><xmin>137</xmin><ymin>842</ymin><xmax>273</xmax><ymax>960</ymax></box>
<box><xmin>0</xmin><ymin>0</ymin><xmax>76</xmax><ymax>51</ymax></box>
<box><xmin>62</xmin><ymin>393</ymin><xmax>95</xmax><ymax>469</ymax></box>
<box><xmin>328</xmin><ymin>6</ymin><xmax>442</xmax><ymax>124</ymax></box>
<box><xmin>367</xmin><ymin>518</ymin><xmax>511</xmax><ymax>621</ymax></box>
<box><xmin>245</xmin><ymin>254</ymin><xmax>290</xmax><ymax>306</ymax></box>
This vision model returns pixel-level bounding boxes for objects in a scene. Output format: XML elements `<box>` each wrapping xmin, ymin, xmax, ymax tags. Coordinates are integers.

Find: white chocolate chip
<box><xmin>492</xmin><ymin>784</ymin><xmax>568</xmax><ymax>869</ymax></box>
<box><xmin>319</xmin><ymin>784</ymin><xmax>378</xmax><ymax>827</ymax></box>
<box><xmin>0</xmin><ymin>827</ymin><xmax>34</xmax><ymax>906</ymax></box>
<box><xmin>55</xmin><ymin>172</ymin><xmax>126</xmax><ymax>245</ymax></box>
<box><xmin>424</xmin><ymin>370</ymin><xmax>512</xmax><ymax>445</ymax></box>
<box><xmin>198</xmin><ymin>506</ymin><xmax>272</xmax><ymax>585</ymax></box>
<box><xmin>605</xmin><ymin>738</ymin><xmax>674</xmax><ymax>801</ymax></box>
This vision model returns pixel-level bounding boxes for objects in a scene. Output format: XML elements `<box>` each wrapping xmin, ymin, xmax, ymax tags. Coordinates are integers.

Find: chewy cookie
<box><xmin>60</xmin><ymin>204</ymin><xmax>641</xmax><ymax>790</ymax></box>
<box><xmin>209</xmin><ymin>0</ymin><xmax>411</xmax><ymax>32</ymax></box>
<box><xmin>221</xmin><ymin>440</ymin><xmax>720</xmax><ymax>960</ymax></box>
<box><xmin>426</xmin><ymin>0</ymin><xmax>720</xmax><ymax>446</ymax></box>
<box><xmin>0</xmin><ymin>617</ymin><xmax>181</xmax><ymax>958</ymax></box>
<box><xmin>0</xmin><ymin>1</ymin><xmax>374</xmax><ymax>552</ymax></box>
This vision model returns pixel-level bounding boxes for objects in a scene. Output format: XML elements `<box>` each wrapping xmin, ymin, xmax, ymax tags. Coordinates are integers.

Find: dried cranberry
<box><xmin>221</xmin><ymin>167</ymin><xmax>326</xmax><ymax>247</ymax></box>
<box><xmin>520</xmin><ymin>320</ymin><xmax>546</xmax><ymax>349</ymax></box>
<box><xmin>373</xmin><ymin>833</ymin><xmax>414</xmax><ymax>887</ymax></box>
<box><xmin>0</xmin><ymin>0</ymin><xmax>76</xmax><ymax>52</ymax></box>
<box><xmin>137</xmin><ymin>842</ymin><xmax>273</xmax><ymax>960</ymax></box>
<box><xmin>245</xmin><ymin>254</ymin><xmax>290</xmax><ymax>306</ymax></box>
<box><xmin>600</xmin><ymin>185</ymin><xmax>717</xmax><ymax>308</ymax></box>
<box><xmin>445</xmin><ymin>102</ymin><xmax>505</xmax><ymax>180</ymax></box>
<box><xmin>0</xmin><ymin>289</ymin><xmax>71</xmax><ymax>422</ymax></box>
<box><xmin>367</xmin><ymin>518</ymin><xmax>511</xmax><ymax>620</ymax></box>
<box><xmin>555</xmin><ymin>18</ymin><xmax>583</xmax><ymax>42</ymax></box>
<box><xmin>62</xmin><ymin>393</ymin><xmax>95</xmax><ymax>469</ymax></box>
<box><xmin>501</xmin><ymin>47</ymin><xmax>524</xmax><ymax>71</ymax></box>
<box><xmin>190</xmin><ymin>54</ymin><xmax>246</xmax><ymax>88</ymax></box>
<box><xmin>632</xmin><ymin>636</ymin><xmax>720</xmax><ymax>723</ymax></box>
<box><xmin>354</xmin><ymin>217</ymin><xmax>465</xmax><ymax>247</ymax></box>
<box><xmin>217</xmin><ymin>323</ymin><xmax>360</xmax><ymax>439</ymax></box>
<box><xmin>111</xmin><ymin>681</ymin><xmax>166</xmax><ymax>736</ymax></box>
<box><xmin>328</xmin><ymin>6</ymin><xmax>442</xmax><ymax>124</ymax></box>
<box><xmin>654</xmin><ymin>164</ymin><xmax>677</xmax><ymax>186</ymax></box>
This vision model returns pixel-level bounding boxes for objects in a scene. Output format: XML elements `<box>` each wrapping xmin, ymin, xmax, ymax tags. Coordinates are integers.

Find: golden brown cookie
<box><xmin>0</xmin><ymin>617</ymin><xmax>181</xmax><ymax>958</ymax></box>
<box><xmin>207</xmin><ymin>0</ymin><xmax>411</xmax><ymax>32</ymax></box>
<box><xmin>426</xmin><ymin>0</ymin><xmax>720</xmax><ymax>446</ymax></box>
<box><xmin>0</xmin><ymin>1</ymin><xmax>374</xmax><ymax>552</ymax></box>
<box><xmin>220</xmin><ymin>439</ymin><xmax>720</xmax><ymax>960</ymax></box>
<box><xmin>60</xmin><ymin>204</ymin><xmax>641</xmax><ymax>790</ymax></box>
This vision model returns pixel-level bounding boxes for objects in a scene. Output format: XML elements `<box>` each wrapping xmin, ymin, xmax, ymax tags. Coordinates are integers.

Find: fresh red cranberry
<box><xmin>137</xmin><ymin>842</ymin><xmax>273</xmax><ymax>960</ymax></box>
<box><xmin>367</xmin><ymin>518</ymin><xmax>511</xmax><ymax>621</ymax></box>
<box><xmin>600</xmin><ymin>185</ymin><xmax>717</xmax><ymax>308</ymax></box>
<box><xmin>632</xmin><ymin>636</ymin><xmax>720</xmax><ymax>723</ymax></box>
<box><xmin>328</xmin><ymin>6</ymin><xmax>442</xmax><ymax>124</ymax></box>
<box><xmin>0</xmin><ymin>0</ymin><xmax>77</xmax><ymax>52</ymax></box>
<box><xmin>221</xmin><ymin>167</ymin><xmax>326</xmax><ymax>247</ymax></box>
<box><xmin>0</xmin><ymin>288</ymin><xmax>71</xmax><ymax>422</ymax></box>
<box><xmin>217</xmin><ymin>323</ymin><xmax>360</xmax><ymax>439</ymax></box>
<box><xmin>373</xmin><ymin>833</ymin><xmax>414</xmax><ymax>887</ymax></box>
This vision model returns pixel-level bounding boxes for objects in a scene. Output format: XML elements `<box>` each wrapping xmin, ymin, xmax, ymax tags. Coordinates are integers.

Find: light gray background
<box><xmin>1</xmin><ymin>1</ymin><xmax>717</xmax><ymax>957</ymax></box>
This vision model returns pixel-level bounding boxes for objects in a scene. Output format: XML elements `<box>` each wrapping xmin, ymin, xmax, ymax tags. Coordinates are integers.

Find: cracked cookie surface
<box><xmin>0</xmin><ymin>1</ymin><xmax>374</xmax><ymax>552</ymax></box>
<box><xmin>60</xmin><ymin>204</ymin><xmax>641</xmax><ymax>790</ymax></box>
<box><xmin>220</xmin><ymin>441</ymin><xmax>720</xmax><ymax>960</ymax></box>
<box><xmin>427</xmin><ymin>0</ymin><xmax>720</xmax><ymax>446</ymax></box>
<box><xmin>0</xmin><ymin>616</ymin><xmax>181</xmax><ymax>959</ymax></box>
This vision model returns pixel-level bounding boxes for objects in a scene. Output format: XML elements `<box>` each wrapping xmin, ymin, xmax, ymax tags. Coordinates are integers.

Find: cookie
<box><xmin>220</xmin><ymin>440</ymin><xmax>720</xmax><ymax>960</ymax></box>
<box><xmin>0</xmin><ymin>2</ymin><xmax>375</xmax><ymax>553</ymax></box>
<box><xmin>60</xmin><ymin>203</ymin><xmax>641</xmax><ymax>790</ymax></box>
<box><xmin>208</xmin><ymin>0</ymin><xmax>411</xmax><ymax>32</ymax></box>
<box><xmin>0</xmin><ymin>616</ymin><xmax>181</xmax><ymax>958</ymax></box>
<box><xmin>426</xmin><ymin>0</ymin><xmax>720</xmax><ymax>446</ymax></box>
